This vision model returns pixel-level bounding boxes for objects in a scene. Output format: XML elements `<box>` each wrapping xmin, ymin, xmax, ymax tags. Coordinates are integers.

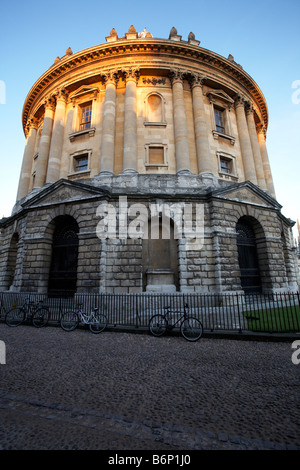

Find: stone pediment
<box><xmin>21</xmin><ymin>179</ymin><xmax>110</xmax><ymax>209</ymax></box>
<box><xmin>211</xmin><ymin>181</ymin><xmax>282</xmax><ymax>209</ymax></box>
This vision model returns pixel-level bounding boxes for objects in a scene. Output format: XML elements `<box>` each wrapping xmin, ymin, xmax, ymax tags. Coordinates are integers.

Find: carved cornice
<box><xmin>22</xmin><ymin>38</ymin><xmax>269</xmax><ymax>133</ymax></box>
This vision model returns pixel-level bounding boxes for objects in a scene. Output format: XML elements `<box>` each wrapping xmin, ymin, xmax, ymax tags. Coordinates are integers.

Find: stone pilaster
<box><xmin>169</xmin><ymin>69</ymin><xmax>190</xmax><ymax>174</ymax></box>
<box><xmin>17</xmin><ymin>118</ymin><xmax>38</xmax><ymax>200</ymax></box>
<box><xmin>189</xmin><ymin>73</ymin><xmax>212</xmax><ymax>175</ymax></box>
<box><xmin>246</xmin><ymin>104</ymin><xmax>267</xmax><ymax>190</ymax></box>
<box><xmin>235</xmin><ymin>94</ymin><xmax>257</xmax><ymax>184</ymax></box>
<box><xmin>257</xmin><ymin>125</ymin><xmax>276</xmax><ymax>198</ymax></box>
<box><xmin>34</xmin><ymin>97</ymin><xmax>55</xmax><ymax>188</ymax></box>
<box><xmin>99</xmin><ymin>71</ymin><xmax>118</xmax><ymax>175</ymax></box>
<box><xmin>46</xmin><ymin>89</ymin><xmax>68</xmax><ymax>183</ymax></box>
<box><xmin>122</xmin><ymin>68</ymin><xmax>139</xmax><ymax>173</ymax></box>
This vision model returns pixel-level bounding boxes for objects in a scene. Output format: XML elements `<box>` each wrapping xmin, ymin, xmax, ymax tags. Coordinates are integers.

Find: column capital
<box><xmin>25</xmin><ymin>117</ymin><xmax>39</xmax><ymax>136</ymax></box>
<box><xmin>188</xmin><ymin>72</ymin><xmax>207</xmax><ymax>89</ymax></box>
<box><xmin>54</xmin><ymin>87</ymin><xmax>69</xmax><ymax>103</ymax></box>
<box><xmin>43</xmin><ymin>95</ymin><xmax>56</xmax><ymax>111</ymax></box>
<box><xmin>102</xmin><ymin>69</ymin><xmax>119</xmax><ymax>87</ymax></box>
<box><xmin>234</xmin><ymin>93</ymin><xmax>247</xmax><ymax>109</ymax></box>
<box><xmin>257</xmin><ymin>123</ymin><xmax>267</xmax><ymax>139</ymax></box>
<box><xmin>245</xmin><ymin>101</ymin><xmax>255</xmax><ymax>115</ymax></box>
<box><xmin>169</xmin><ymin>68</ymin><xmax>186</xmax><ymax>85</ymax></box>
<box><xmin>122</xmin><ymin>68</ymin><xmax>140</xmax><ymax>84</ymax></box>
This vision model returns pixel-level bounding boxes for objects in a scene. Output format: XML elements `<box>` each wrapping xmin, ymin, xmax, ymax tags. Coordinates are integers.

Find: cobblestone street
<box><xmin>0</xmin><ymin>323</ymin><xmax>299</xmax><ymax>451</ymax></box>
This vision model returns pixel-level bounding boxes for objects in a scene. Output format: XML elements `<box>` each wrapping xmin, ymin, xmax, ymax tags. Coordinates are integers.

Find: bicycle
<box><xmin>60</xmin><ymin>304</ymin><xmax>107</xmax><ymax>334</ymax></box>
<box><xmin>149</xmin><ymin>303</ymin><xmax>203</xmax><ymax>341</ymax></box>
<box><xmin>5</xmin><ymin>298</ymin><xmax>50</xmax><ymax>328</ymax></box>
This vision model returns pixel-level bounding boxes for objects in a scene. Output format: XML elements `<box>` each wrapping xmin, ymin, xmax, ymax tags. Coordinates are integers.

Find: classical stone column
<box><xmin>100</xmin><ymin>71</ymin><xmax>117</xmax><ymax>174</ymax></box>
<box><xmin>34</xmin><ymin>97</ymin><xmax>55</xmax><ymax>188</ymax></box>
<box><xmin>257</xmin><ymin>125</ymin><xmax>276</xmax><ymax>198</ymax></box>
<box><xmin>170</xmin><ymin>69</ymin><xmax>190</xmax><ymax>173</ymax></box>
<box><xmin>246</xmin><ymin>104</ymin><xmax>267</xmax><ymax>190</ymax></box>
<box><xmin>16</xmin><ymin>118</ymin><xmax>38</xmax><ymax>200</ymax></box>
<box><xmin>46</xmin><ymin>89</ymin><xmax>68</xmax><ymax>183</ymax></box>
<box><xmin>190</xmin><ymin>73</ymin><xmax>212</xmax><ymax>174</ymax></box>
<box><xmin>122</xmin><ymin>69</ymin><xmax>139</xmax><ymax>173</ymax></box>
<box><xmin>235</xmin><ymin>95</ymin><xmax>257</xmax><ymax>184</ymax></box>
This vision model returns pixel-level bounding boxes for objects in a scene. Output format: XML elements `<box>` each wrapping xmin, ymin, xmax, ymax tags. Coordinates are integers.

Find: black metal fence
<box><xmin>0</xmin><ymin>291</ymin><xmax>299</xmax><ymax>334</ymax></box>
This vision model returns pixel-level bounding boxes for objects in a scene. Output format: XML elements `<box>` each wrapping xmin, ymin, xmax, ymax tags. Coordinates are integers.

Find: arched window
<box><xmin>236</xmin><ymin>218</ymin><xmax>261</xmax><ymax>293</ymax></box>
<box><xmin>48</xmin><ymin>216</ymin><xmax>79</xmax><ymax>296</ymax></box>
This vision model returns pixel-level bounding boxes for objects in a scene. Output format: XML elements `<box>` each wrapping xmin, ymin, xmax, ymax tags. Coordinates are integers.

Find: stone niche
<box><xmin>145</xmin><ymin>268</ymin><xmax>176</xmax><ymax>292</ymax></box>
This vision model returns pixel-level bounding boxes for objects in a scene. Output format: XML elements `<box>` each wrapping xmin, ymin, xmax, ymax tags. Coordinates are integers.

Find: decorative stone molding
<box><xmin>142</xmin><ymin>77</ymin><xmax>166</xmax><ymax>86</ymax></box>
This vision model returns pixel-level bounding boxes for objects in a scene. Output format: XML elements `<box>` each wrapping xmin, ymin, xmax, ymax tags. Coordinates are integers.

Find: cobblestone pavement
<box><xmin>0</xmin><ymin>323</ymin><xmax>299</xmax><ymax>451</ymax></box>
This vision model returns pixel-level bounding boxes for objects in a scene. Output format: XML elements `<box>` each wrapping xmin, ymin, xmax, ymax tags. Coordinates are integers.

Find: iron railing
<box><xmin>0</xmin><ymin>291</ymin><xmax>299</xmax><ymax>334</ymax></box>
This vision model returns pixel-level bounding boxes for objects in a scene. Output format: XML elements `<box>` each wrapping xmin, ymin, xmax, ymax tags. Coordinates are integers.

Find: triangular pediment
<box><xmin>21</xmin><ymin>179</ymin><xmax>110</xmax><ymax>209</ymax></box>
<box><xmin>70</xmin><ymin>86</ymin><xmax>99</xmax><ymax>101</ymax></box>
<box><xmin>206</xmin><ymin>89</ymin><xmax>234</xmax><ymax>105</ymax></box>
<box><xmin>211</xmin><ymin>181</ymin><xmax>282</xmax><ymax>209</ymax></box>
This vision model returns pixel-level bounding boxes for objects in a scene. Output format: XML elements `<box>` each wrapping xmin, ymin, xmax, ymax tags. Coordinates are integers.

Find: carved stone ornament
<box><xmin>142</xmin><ymin>77</ymin><xmax>166</xmax><ymax>86</ymax></box>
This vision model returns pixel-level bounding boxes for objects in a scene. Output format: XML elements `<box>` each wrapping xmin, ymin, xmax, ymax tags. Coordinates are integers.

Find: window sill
<box><xmin>68</xmin><ymin>170</ymin><xmax>91</xmax><ymax>180</ymax></box>
<box><xmin>69</xmin><ymin>127</ymin><xmax>96</xmax><ymax>142</ymax></box>
<box><xmin>218</xmin><ymin>172</ymin><xmax>238</xmax><ymax>182</ymax></box>
<box><xmin>145</xmin><ymin>163</ymin><xmax>168</xmax><ymax>168</ymax></box>
<box><xmin>144</xmin><ymin>121</ymin><xmax>167</xmax><ymax>127</ymax></box>
<box><xmin>212</xmin><ymin>130</ymin><xmax>235</xmax><ymax>145</ymax></box>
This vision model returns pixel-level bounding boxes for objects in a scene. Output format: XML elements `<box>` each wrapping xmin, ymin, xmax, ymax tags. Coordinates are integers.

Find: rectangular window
<box><xmin>80</xmin><ymin>103</ymin><xmax>92</xmax><ymax>130</ymax></box>
<box><xmin>149</xmin><ymin>146</ymin><xmax>165</xmax><ymax>165</ymax></box>
<box><xmin>214</xmin><ymin>107</ymin><xmax>225</xmax><ymax>133</ymax></box>
<box><xmin>74</xmin><ymin>154</ymin><xmax>89</xmax><ymax>172</ymax></box>
<box><xmin>220</xmin><ymin>158</ymin><xmax>231</xmax><ymax>174</ymax></box>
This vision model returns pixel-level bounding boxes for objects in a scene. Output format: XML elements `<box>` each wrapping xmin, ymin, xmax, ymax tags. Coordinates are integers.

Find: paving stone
<box><xmin>0</xmin><ymin>323</ymin><xmax>299</xmax><ymax>450</ymax></box>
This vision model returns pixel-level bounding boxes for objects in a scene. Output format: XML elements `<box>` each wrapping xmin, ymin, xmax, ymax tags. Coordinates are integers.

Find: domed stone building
<box><xmin>0</xmin><ymin>26</ymin><xmax>297</xmax><ymax>296</ymax></box>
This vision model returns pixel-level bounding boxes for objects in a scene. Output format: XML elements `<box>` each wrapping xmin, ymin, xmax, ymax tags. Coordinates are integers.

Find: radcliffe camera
<box><xmin>0</xmin><ymin>26</ymin><xmax>297</xmax><ymax>296</ymax></box>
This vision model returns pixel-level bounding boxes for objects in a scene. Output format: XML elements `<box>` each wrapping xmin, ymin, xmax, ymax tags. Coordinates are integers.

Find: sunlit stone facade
<box><xmin>0</xmin><ymin>26</ymin><xmax>298</xmax><ymax>295</ymax></box>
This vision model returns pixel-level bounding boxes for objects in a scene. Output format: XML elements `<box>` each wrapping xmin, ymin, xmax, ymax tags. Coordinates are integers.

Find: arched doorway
<box><xmin>48</xmin><ymin>216</ymin><xmax>79</xmax><ymax>296</ymax></box>
<box><xmin>236</xmin><ymin>218</ymin><xmax>262</xmax><ymax>293</ymax></box>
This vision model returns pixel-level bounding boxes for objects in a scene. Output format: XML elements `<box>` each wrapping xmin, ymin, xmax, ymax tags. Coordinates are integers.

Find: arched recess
<box><xmin>144</xmin><ymin>92</ymin><xmax>166</xmax><ymax>124</ymax></box>
<box><xmin>48</xmin><ymin>215</ymin><xmax>79</xmax><ymax>296</ymax></box>
<box><xmin>236</xmin><ymin>216</ymin><xmax>267</xmax><ymax>293</ymax></box>
<box><xmin>142</xmin><ymin>214</ymin><xmax>178</xmax><ymax>291</ymax></box>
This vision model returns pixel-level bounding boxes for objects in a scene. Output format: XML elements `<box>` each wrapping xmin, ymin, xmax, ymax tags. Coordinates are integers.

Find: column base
<box><xmin>176</xmin><ymin>169</ymin><xmax>193</xmax><ymax>176</ymax></box>
<box><xmin>198</xmin><ymin>171</ymin><xmax>218</xmax><ymax>187</ymax></box>
<box><xmin>120</xmin><ymin>168</ymin><xmax>139</xmax><ymax>175</ymax></box>
<box><xmin>97</xmin><ymin>170</ymin><xmax>114</xmax><ymax>177</ymax></box>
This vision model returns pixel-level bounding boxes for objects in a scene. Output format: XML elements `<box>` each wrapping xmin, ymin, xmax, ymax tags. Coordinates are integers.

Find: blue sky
<box><xmin>0</xmin><ymin>0</ymin><xmax>299</xmax><ymax>239</ymax></box>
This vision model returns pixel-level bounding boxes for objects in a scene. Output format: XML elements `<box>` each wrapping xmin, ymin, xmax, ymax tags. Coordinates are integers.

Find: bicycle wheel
<box><xmin>32</xmin><ymin>308</ymin><xmax>50</xmax><ymax>328</ymax></box>
<box><xmin>5</xmin><ymin>308</ymin><xmax>26</xmax><ymax>327</ymax></box>
<box><xmin>60</xmin><ymin>311</ymin><xmax>79</xmax><ymax>331</ymax></box>
<box><xmin>149</xmin><ymin>314</ymin><xmax>167</xmax><ymax>337</ymax></box>
<box><xmin>180</xmin><ymin>316</ymin><xmax>203</xmax><ymax>341</ymax></box>
<box><xmin>89</xmin><ymin>313</ymin><xmax>107</xmax><ymax>334</ymax></box>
